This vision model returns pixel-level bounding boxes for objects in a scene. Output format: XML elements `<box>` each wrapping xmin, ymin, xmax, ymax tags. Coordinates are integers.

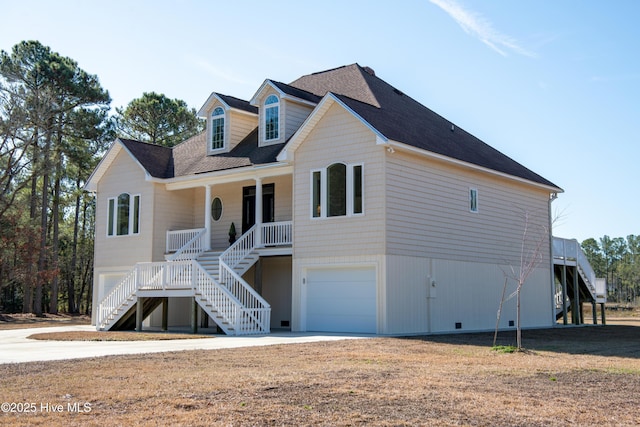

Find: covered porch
<box><xmin>164</xmin><ymin>167</ymin><xmax>293</xmax><ymax>254</ymax></box>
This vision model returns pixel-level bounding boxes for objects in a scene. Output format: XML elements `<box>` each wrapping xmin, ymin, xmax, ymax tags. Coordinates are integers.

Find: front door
<box><xmin>242</xmin><ymin>184</ymin><xmax>275</xmax><ymax>234</ymax></box>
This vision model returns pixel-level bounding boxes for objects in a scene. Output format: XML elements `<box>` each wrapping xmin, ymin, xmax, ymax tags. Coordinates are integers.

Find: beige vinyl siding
<box><xmin>385</xmin><ymin>150</ymin><xmax>551</xmax><ymax>266</ymax></box>
<box><xmin>293</xmin><ymin>103</ymin><xmax>385</xmax><ymax>259</ymax></box>
<box><xmin>94</xmin><ymin>149</ymin><xmax>154</xmax><ymax>269</ymax></box>
<box><xmin>151</xmin><ymin>186</ymin><xmax>196</xmax><ymax>260</ymax></box>
<box><xmin>273</xmin><ymin>174</ymin><xmax>293</xmax><ymax>222</ymax></box>
<box><xmin>283</xmin><ymin>100</ymin><xmax>313</xmax><ymax>140</ymax></box>
<box><xmin>229</xmin><ymin>110</ymin><xmax>258</xmax><ymax>150</ymax></box>
<box><xmin>200</xmin><ymin>182</ymin><xmax>243</xmax><ymax>250</ymax></box>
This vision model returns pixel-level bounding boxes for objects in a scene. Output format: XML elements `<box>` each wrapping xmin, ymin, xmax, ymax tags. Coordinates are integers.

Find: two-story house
<box><xmin>86</xmin><ymin>63</ymin><xmax>601</xmax><ymax>335</ymax></box>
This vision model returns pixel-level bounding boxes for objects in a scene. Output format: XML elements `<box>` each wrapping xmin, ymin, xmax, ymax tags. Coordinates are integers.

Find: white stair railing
<box><xmin>221</xmin><ymin>225</ymin><xmax>256</xmax><ymax>269</ymax></box>
<box><xmin>169</xmin><ymin>228</ymin><xmax>207</xmax><ymax>261</ymax></box>
<box><xmin>218</xmin><ymin>225</ymin><xmax>271</xmax><ymax>333</ymax></box>
<box><xmin>166</xmin><ymin>228</ymin><xmax>205</xmax><ymax>253</ymax></box>
<box><xmin>97</xmin><ymin>268</ymin><xmax>137</xmax><ymax>330</ymax></box>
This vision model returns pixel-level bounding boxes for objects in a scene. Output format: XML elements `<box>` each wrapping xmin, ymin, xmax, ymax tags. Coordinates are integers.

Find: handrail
<box><xmin>97</xmin><ymin>221</ymin><xmax>275</xmax><ymax>334</ymax></box>
<box><xmin>218</xmin><ymin>224</ymin><xmax>271</xmax><ymax>332</ymax></box>
<box><xmin>552</xmin><ymin>237</ymin><xmax>598</xmax><ymax>299</ymax></box>
<box><xmin>166</xmin><ymin>228</ymin><xmax>205</xmax><ymax>253</ymax></box>
<box><xmin>168</xmin><ymin>228</ymin><xmax>207</xmax><ymax>261</ymax></box>
<box><xmin>220</xmin><ymin>225</ymin><xmax>256</xmax><ymax>269</ymax></box>
<box><xmin>96</xmin><ymin>268</ymin><xmax>137</xmax><ymax>330</ymax></box>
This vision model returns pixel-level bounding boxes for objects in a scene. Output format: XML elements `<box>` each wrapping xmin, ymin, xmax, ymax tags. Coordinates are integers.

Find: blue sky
<box><xmin>2</xmin><ymin>0</ymin><xmax>638</xmax><ymax>243</ymax></box>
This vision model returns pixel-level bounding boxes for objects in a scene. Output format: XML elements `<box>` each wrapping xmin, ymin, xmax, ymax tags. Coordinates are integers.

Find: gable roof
<box><xmin>250</xmin><ymin>79</ymin><xmax>319</xmax><ymax>107</ymax></box>
<box><xmin>288</xmin><ymin>64</ymin><xmax>559</xmax><ymax>189</ymax></box>
<box><xmin>198</xmin><ymin>92</ymin><xmax>258</xmax><ymax>117</ymax></box>
<box><xmin>89</xmin><ymin>64</ymin><xmax>558</xmax><ymax>192</ymax></box>
<box><xmin>119</xmin><ymin>139</ymin><xmax>174</xmax><ymax>178</ymax></box>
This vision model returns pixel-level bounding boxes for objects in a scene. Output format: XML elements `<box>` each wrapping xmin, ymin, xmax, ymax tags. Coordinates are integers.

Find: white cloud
<box><xmin>429</xmin><ymin>0</ymin><xmax>536</xmax><ymax>58</ymax></box>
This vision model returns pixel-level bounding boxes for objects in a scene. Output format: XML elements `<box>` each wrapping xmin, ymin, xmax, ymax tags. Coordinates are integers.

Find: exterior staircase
<box><xmin>197</xmin><ymin>250</ymin><xmax>260</xmax><ymax>282</ymax></box>
<box><xmin>552</xmin><ymin>237</ymin><xmax>607</xmax><ymax>322</ymax></box>
<box><xmin>95</xmin><ymin>222</ymin><xmax>292</xmax><ymax>335</ymax></box>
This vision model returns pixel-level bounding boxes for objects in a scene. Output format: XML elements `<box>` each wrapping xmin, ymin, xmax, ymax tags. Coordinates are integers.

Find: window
<box><xmin>107</xmin><ymin>193</ymin><xmax>140</xmax><ymax>236</ymax></box>
<box><xmin>469</xmin><ymin>188</ymin><xmax>478</xmax><ymax>212</ymax></box>
<box><xmin>211</xmin><ymin>197</ymin><xmax>223</xmax><ymax>221</ymax></box>
<box><xmin>211</xmin><ymin>107</ymin><xmax>225</xmax><ymax>150</ymax></box>
<box><xmin>264</xmin><ymin>94</ymin><xmax>279</xmax><ymax>141</ymax></box>
<box><xmin>311</xmin><ymin>163</ymin><xmax>364</xmax><ymax>218</ymax></box>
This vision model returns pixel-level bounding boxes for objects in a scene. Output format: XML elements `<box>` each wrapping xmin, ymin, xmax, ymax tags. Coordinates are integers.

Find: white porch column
<box><xmin>255</xmin><ymin>177</ymin><xmax>263</xmax><ymax>248</ymax></box>
<box><xmin>204</xmin><ymin>184</ymin><xmax>212</xmax><ymax>251</ymax></box>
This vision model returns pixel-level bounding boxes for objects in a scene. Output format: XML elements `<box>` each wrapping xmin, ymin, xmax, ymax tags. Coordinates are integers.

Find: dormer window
<box><xmin>211</xmin><ymin>106</ymin><xmax>225</xmax><ymax>150</ymax></box>
<box><xmin>264</xmin><ymin>95</ymin><xmax>279</xmax><ymax>141</ymax></box>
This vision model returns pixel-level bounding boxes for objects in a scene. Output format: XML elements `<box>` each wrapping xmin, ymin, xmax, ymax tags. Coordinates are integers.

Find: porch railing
<box><xmin>166</xmin><ymin>228</ymin><xmax>206</xmax><ymax>254</ymax></box>
<box><xmin>261</xmin><ymin>221</ymin><xmax>292</xmax><ymax>247</ymax></box>
<box><xmin>168</xmin><ymin>228</ymin><xmax>207</xmax><ymax>261</ymax></box>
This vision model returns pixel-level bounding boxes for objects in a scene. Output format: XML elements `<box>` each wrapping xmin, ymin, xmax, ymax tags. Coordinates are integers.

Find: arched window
<box><xmin>211</xmin><ymin>107</ymin><xmax>225</xmax><ymax>150</ymax></box>
<box><xmin>108</xmin><ymin>193</ymin><xmax>140</xmax><ymax>236</ymax></box>
<box><xmin>327</xmin><ymin>163</ymin><xmax>347</xmax><ymax>217</ymax></box>
<box><xmin>264</xmin><ymin>95</ymin><xmax>279</xmax><ymax>141</ymax></box>
<box><xmin>311</xmin><ymin>163</ymin><xmax>364</xmax><ymax>218</ymax></box>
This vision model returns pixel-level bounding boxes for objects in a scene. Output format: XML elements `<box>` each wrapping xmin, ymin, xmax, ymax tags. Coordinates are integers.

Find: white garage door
<box><xmin>306</xmin><ymin>266</ymin><xmax>376</xmax><ymax>333</ymax></box>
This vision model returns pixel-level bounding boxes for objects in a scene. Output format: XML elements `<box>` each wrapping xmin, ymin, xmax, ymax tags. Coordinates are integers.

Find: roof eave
<box><xmin>164</xmin><ymin>162</ymin><xmax>293</xmax><ymax>190</ymax></box>
<box><xmin>383</xmin><ymin>139</ymin><xmax>564</xmax><ymax>194</ymax></box>
<box><xmin>250</xmin><ymin>80</ymin><xmax>318</xmax><ymax>107</ymax></box>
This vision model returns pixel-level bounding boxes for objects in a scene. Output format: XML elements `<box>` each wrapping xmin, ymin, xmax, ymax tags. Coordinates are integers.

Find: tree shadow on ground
<box><xmin>405</xmin><ymin>325</ymin><xmax>640</xmax><ymax>359</ymax></box>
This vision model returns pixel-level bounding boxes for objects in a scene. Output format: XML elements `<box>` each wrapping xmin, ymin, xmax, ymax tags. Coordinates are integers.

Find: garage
<box><xmin>305</xmin><ymin>266</ymin><xmax>377</xmax><ymax>333</ymax></box>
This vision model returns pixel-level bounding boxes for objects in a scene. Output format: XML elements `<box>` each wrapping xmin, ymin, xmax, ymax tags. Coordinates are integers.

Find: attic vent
<box><xmin>393</xmin><ymin>88</ymin><xmax>405</xmax><ymax>96</ymax></box>
<box><xmin>363</xmin><ymin>66</ymin><xmax>376</xmax><ymax>76</ymax></box>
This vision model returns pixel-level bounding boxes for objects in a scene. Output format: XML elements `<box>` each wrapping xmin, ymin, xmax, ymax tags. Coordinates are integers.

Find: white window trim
<box><xmin>211</xmin><ymin>196</ymin><xmax>224</xmax><ymax>222</ymax></box>
<box><xmin>469</xmin><ymin>188</ymin><xmax>479</xmax><ymax>213</ymax></box>
<box><xmin>310</xmin><ymin>162</ymin><xmax>364</xmax><ymax>219</ymax></box>
<box><xmin>263</xmin><ymin>94</ymin><xmax>280</xmax><ymax>143</ymax></box>
<box><xmin>107</xmin><ymin>193</ymin><xmax>141</xmax><ymax>237</ymax></box>
<box><xmin>208</xmin><ymin>106</ymin><xmax>226</xmax><ymax>154</ymax></box>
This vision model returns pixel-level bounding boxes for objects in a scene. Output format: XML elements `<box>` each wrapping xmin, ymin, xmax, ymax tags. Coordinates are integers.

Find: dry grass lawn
<box><xmin>1</xmin><ymin>322</ymin><xmax>640</xmax><ymax>426</ymax></box>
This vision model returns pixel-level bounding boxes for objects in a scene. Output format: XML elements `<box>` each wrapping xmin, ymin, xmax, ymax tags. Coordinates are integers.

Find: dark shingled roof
<box><xmin>172</xmin><ymin>128</ymin><xmax>285</xmax><ymax>176</ymax></box>
<box><xmin>217</xmin><ymin>94</ymin><xmax>258</xmax><ymax>114</ymax></box>
<box><xmin>119</xmin><ymin>138</ymin><xmax>174</xmax><ymax>179</ymax></box>
<box><xmin>270</xmin><ymin>81</ymin><xmax>322</xmax><ymax>104</ymax></box>
<box><xmin>118</xmin><ymin>64</ymin><xmax>557</xmax><ymax>189</ymax></box>
<box><xmin>120</xmin><ymin>128</ymin><xmax>285</xmax><ymax>179</ymax></box>
<box><xmin>290</xmin><ymin>64</ymin><xmax>558</xmax><ymax>189</ymax></box>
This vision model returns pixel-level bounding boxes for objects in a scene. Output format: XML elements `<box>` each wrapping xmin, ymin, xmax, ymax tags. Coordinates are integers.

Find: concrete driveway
<box><xmin>0</xmin><ymin>325</ymin><xmax>368</xmax><ymax>364</ymax></box>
